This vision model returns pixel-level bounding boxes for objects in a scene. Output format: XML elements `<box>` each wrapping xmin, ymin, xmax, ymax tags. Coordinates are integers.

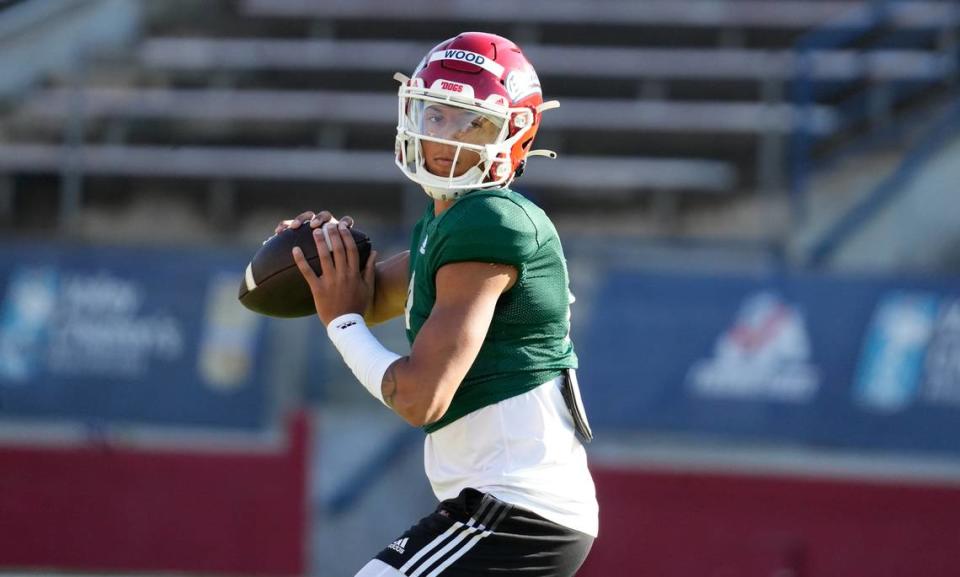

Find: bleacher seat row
<box><xmin>0</xmin><ymin>0</ymin><xmax>955</xmax><ymax>228</ymax></box>
<box><xmin>139</xmin><ymin>38</ymin><xmax>953</xmax><ymax>83</ymax></box>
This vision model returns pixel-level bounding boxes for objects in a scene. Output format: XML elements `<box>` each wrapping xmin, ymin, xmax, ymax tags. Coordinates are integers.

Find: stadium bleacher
<box><xmin>241</xmin><ymin>0</ymin><xmax>958</xmax><ymax>29</ymax></box>
<box><xmin>139</xmin><ymin>38</ymin><xmax>952</xmax><ymax>82</ymax></box>
<box><xmin>0</xmin><ymin>0</ymin><xmax>956</xmax><ymax>238</ymax></box>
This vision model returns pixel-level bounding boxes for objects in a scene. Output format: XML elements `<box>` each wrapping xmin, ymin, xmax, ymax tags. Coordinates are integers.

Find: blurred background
<box><xmin>0</xmin><ymin>0</ymin><xmax>959</xmax><ymax>575</ymax></box>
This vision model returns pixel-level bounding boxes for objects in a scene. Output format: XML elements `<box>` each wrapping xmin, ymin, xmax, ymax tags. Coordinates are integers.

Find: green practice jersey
<box><xmin>405</xmin><ymin>188</ymin><xmax>577</xmax><ymax>433</ymax></box>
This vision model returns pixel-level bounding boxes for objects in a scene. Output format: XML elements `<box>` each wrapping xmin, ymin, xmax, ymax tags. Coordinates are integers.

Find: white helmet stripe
<box><xmin>428</xmin><ymin>49</ymin><xmax>505</xmax><ymax>79</ymax></box>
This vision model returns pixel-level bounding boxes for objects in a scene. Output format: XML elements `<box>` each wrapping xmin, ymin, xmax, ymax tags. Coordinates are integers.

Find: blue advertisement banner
<box><xmin>576</xmin><ymin>269</ymin><xmax>960</xmax><ymax>455</ymax></box>
<box><xmin>0</xmin><ymin>242</ymin><xmax>269</xmax><ymax>430</ymax></box>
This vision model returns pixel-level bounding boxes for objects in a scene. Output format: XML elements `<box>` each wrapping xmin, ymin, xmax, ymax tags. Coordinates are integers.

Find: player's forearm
<box><xmin>332</xmin><ymin>261</ymin><xmax>506</xmax><ymax>425</ymax></box>
<box><xmin>381</xmin><ymin>308</ymin><xmax>485</xmax><ymax>426</ymax></box>
<box><xmin>379</xmin><ymin>357</ymin><xmax>450</xmax><ymax>427</ymax></box>
<box><xmin>325</xmin><ymin>307</ymin><xmax>472</xmax><ymax>427</ymax></box>
<box><xmin>380</xmin><ymin>358</ymin><xmax>459</xmax><ymax>427</ymax></box>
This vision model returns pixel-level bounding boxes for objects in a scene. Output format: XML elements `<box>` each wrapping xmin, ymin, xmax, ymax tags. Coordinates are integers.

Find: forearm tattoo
<box><xmin>381</xmin><ymin>359</ymin><xmax>402</xmax><ymax>408</ymax></box>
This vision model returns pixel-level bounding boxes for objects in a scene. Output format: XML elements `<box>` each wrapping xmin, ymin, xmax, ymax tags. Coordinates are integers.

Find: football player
<box><xmin>284</xmin><ymin>32</ymin><xmax>597</xmax><ymax>576</ymax></box>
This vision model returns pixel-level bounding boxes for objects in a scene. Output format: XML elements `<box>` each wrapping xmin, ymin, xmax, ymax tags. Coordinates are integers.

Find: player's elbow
<box><xmin>391</xmin><ymin>398</ymin><xmax>424</xmax><ymax>427</ymax></box>
<box><xmin>420</xmin><ymin>400</ymin><xmax>450</xmax><ymax>427</ymax></box>
<box><xmin>393</xmin><ymin>389</ymin><xmax>451</xmax><ymax>428</ymax></box>
<box><xmin>396</xmin><ymin>410</ymin><xmax>430</xmax><ymax>428</ymax></box>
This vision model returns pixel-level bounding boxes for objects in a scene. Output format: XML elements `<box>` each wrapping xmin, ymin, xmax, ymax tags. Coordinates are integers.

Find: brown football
<box><xmin>238</xmin><ymin>225</ymin><xmax>371</xmax><ymax>318</ymax></box>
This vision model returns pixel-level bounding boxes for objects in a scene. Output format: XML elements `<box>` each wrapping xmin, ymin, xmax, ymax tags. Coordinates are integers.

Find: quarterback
<box><xmin>286</xmin><ymin>32</ymin><xmax>598</xmax><ymax>576</ymax></box>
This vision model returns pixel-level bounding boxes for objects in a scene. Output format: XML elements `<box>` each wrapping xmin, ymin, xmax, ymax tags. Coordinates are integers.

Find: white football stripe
<box><xmin>245</xmin><ymin>263</ymin><xmax>257</xmax><ymax>291</ymax></box>
<box><xmin>322</xmin><ymin>225</ymin><xmax>333</xmax><ymax>252</ymax></box>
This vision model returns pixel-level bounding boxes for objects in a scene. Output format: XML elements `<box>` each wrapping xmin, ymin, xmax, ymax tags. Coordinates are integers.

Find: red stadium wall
<box><xmin>580</xmin><ymin>464</ymin><xmax>960</xmax><ymax>577</ymax></box>
<box><xmin>0</xmin><ymin>413</ymin><xmax>308</xmax><ymax>576</ymax></box>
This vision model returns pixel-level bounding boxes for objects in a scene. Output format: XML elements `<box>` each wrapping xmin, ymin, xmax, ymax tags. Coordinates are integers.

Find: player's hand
<box><xmin>292</xmin><ymin>220</ymin><xmax>377</xmax><ymax>326</ymax></box>
<box><xmin>274</xmin><ymin>210</ymin><xmax>355</xmax><ymax>235</ymax></box>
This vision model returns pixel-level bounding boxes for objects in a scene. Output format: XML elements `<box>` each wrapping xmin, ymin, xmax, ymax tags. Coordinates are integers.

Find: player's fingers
<box><xmin>310</xmin><ymin>210</ymin><xmax>336</xmax><ymax>229</ymax></box>
<box><xmin>340</xmin><ymin>221</ymin><xmax>359</xmax><ymax>272</ymax></box>
<box><xmin>314</xmin><ymin>227</ymin><xmax>335</xmax><ymax>276</ymax></box>
<box><xmin>325</xmin><ymin>222</ymin><xmax>347</xmax><ymax>275</ymax></box>
<box><xmin>290</xmin><ymin>211</ymin><xmax>316</xmax><ymax>230</ymax></box>
<box><xmin>341</xmin><ymin>215</ymin><xmax>355</xmax><ymax>228</ymax></box>
<box><xmin>291</xmin><ymin>247</ymin><xmax>318</xmax><ymax>288</ymax></box>
<box><xmin>275</xmin><ymin>221</ymin><xmax>288</xmax><ymax>235</ymax></box>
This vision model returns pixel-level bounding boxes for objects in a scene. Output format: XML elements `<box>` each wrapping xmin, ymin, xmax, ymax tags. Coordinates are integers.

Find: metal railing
<box><xmin>790</xmin><ymin>0</ymin><xmax>959</xmax><ymax>221</ymax></box>
<box><xmin>805</xmin><ymin>94</ymin><xmax>960</xmax><ymax>265</ymax></box>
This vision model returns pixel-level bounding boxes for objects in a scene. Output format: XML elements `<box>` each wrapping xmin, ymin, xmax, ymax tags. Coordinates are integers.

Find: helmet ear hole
<box><xmin>514</xmin><ymin>159</ymin><xmax>526</xmax><ymax>179</ymax></box>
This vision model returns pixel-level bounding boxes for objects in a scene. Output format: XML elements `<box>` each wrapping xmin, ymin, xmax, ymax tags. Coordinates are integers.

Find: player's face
<box><xmin>415</xmin><ymin>103</ymin><xmax>502</xmax><ymax>177</ymax></box>
<box><xmin>421</xmin><ymin>139</ymin><xmax>479</xmax><ymax>177</ymax></box>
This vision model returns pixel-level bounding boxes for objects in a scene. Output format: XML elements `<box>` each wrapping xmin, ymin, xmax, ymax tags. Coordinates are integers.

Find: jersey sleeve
<box><xmin>430</xmin><ymin>194</ymin><xmax>540</xmax><ymax>270</ymax></box>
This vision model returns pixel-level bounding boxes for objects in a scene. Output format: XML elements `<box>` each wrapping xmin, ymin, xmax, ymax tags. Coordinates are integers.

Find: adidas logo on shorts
<box><xmin>388</xmin><ymin>537</ymin><xmax>409</xmax><ymax>555</ymax></box>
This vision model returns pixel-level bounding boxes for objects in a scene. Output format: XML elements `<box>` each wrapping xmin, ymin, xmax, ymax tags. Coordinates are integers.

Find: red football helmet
<box><xmin>394</xmin><ymin>32</ymin><xmax>558</xmax><ymax>200</ymax></box>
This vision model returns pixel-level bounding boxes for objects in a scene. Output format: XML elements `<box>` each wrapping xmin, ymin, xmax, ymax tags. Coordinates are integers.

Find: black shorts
<box><xmin>374</xmin><ymin>488</ymin><xmax>594</xmax><ymax>577</ymax></box>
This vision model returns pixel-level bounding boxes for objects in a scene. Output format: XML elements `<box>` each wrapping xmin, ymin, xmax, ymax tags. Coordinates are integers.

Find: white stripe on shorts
<box><xmin>424</xmin><ymin>503</ymin><xmax>512</xmax><ymax>577</ymax></box>
<box><xmin>398</xmin><ymin>522</ymin><xmax>465</xmax><ymax>574</ymax></box>
<box><xmin>402</xmin><ymin>497</ymin><xmax>505</xmax><ymax>576</ymax></box>
<box><xmin>400</xmin><ymin>498</ymin><xmax>494</xmax><ymax>574</ymax></box>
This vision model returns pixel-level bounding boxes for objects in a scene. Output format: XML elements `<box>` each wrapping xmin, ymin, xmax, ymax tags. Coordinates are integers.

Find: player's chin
<box><xmin>424</xmin><ymin>164</ymin><xmax>449</xmax><ymax>177</ymax></box>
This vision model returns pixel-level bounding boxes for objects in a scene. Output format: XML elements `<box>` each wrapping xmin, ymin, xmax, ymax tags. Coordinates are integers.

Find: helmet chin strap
<box><xmin>419</xmin><ymin>164</ymin><xmax>487</xmax><ymax>200</ymax></box>
<box><xmin>422</xmin><ymin>184</ymin><xmax>455</xmax><ymax>200</ymax></box>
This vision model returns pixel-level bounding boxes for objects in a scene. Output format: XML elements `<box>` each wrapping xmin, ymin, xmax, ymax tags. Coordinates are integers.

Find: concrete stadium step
<box><xmin>241</xmin><ymin>0</ymin><xmax>959</xmax><ymax>30</ymax></box>
<box><xmin>138</xmin><ymin>37</ymin><xmax>953</xmax><ymax>83</ymax></box>
<box><xmin>16</xmin><ymin>87</ymin><xmax>839</xmax><ymax>136</ymax></box>
<box><xmin>0</xmin><ymin>143</ymin><xmax>737</xmax><ymax>194</ymax></box>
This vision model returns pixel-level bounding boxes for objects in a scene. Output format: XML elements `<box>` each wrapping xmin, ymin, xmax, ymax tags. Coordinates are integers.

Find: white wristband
<box><xmin>326</xmin><ymin>313</ymin><xmax>402</xmax><ymax>406</ymax></box>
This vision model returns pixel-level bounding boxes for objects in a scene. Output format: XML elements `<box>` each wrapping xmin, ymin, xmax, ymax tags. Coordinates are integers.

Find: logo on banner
<box><xmin>0</xmin><ymin>267</ymin><xmax>185</xmax><ymax>383</ymax></box>
<box><xmin>924</xmin><ymin>298</ymin><xmax>960</xmax><ymax>406</ymax></box>
<box><xmin>0</xmin><ymin>268</ymin><xmax>58</xmax><ymax>382</ymax></box>
<box><xmin>854</xmin><ymin>292</ymin><xmax>938</xmax><ymax>413</ymax></box>
<box><xmin>686</xmin><ymin>291</ymin><xmax>820</xmax><ymax>402</ymax></box>
<box><xmin>198</xmin><ymin>274</ymin><xmax>261</xmax><ymax>392</ymax></box>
